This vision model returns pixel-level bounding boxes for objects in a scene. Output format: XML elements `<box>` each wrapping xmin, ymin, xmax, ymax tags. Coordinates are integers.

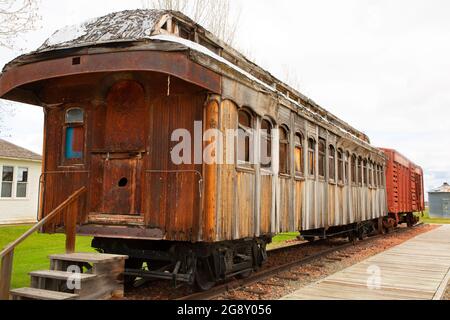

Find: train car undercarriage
<box><xmin>92</xmin><ymin>236</ymin><xmax>271</xmax><ymax>291</ymax></box>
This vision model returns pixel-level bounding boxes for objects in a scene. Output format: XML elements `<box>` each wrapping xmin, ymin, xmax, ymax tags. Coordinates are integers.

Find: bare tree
<box><xmin>0</xmin><ymin>0</ymin><xmax>40</xmax><ymax>49</ymax></box>
<box><xmin>141</xmin><ymin>0</ymin><xmax>240</xmax><ymax>46</ymax></box>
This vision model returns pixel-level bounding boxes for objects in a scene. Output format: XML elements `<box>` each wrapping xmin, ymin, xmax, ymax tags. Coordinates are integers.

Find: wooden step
<box><xmin>49</xmin><ymin>252</ymin><xmax>128</xmax><ymax>264</ymax></box>
<box><xmin>30</xmin><ymin>270</ymin><xmax>97</xmax><ymax>281</ymax></box>
<box><xmin>10</xmin><ymin>288</ymin><xmax>79</xmax><ymax>300</ymax></box>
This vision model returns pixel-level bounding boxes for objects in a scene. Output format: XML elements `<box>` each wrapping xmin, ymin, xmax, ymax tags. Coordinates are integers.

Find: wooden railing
<box><xmin>0</xmin><ymin>187</ymin><xmax>86</xmax><ymax>300</ymax></box>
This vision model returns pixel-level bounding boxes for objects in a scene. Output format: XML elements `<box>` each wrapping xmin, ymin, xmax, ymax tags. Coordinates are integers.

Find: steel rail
<box><xmin>176</xmin><ymin>223</ymin><xmax>425</xmax><ymax>301</ymax></box>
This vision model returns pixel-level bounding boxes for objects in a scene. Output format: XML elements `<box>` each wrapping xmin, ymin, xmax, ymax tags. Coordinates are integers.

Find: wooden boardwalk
<box><xmin>282</xmin><ymin>225</ymin><xmax>450</xmax><ymax>300</ymax></box>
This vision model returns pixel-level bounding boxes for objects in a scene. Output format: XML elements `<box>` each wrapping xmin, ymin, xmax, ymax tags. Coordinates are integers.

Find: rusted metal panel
<box><xmin>381</xmin><ymin>148</ymin><xmax>425</xmax><ymax>216</ymax></box>
<box><xmin>0</xmin><ymin>51</ymin><xmax>221</xmax><ymax>99</ymax></box>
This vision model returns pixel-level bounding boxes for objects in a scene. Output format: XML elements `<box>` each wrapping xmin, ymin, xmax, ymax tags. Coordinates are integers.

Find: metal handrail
<box><xmin>0</xmin><ymin>186</ymin><xmax>87</xmax><ymax>300</ymax></box>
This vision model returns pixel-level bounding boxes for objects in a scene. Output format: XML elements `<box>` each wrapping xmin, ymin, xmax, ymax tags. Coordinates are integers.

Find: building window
<box><xmin>1</xmin><ymin>166</ymin><xmax>14</xmax><ymax>198</ymax></box>
<box><xmin>279</xmin><ymin>126</ymin><xmax>290</xmax><ymax>175</ymax></box>
<box><xmin>64</xmin><ymin>108</ymin><xmax>85</xmax><ymax>161</ymax></box>
<box><xmin>368</xmin><ymin>162</ymin><xmax>373</xmax><ymax>186</ymax></box>
<box><xmin>308</xmin><ymin>138</ymin><xmax>316</xmax><ymax>177</ymax></box>
<box><xmin>329</xmin><ymin>145</ymin><xmax>336</xmax><ymax>182</ymax></box>
<box><xmin>294</xmin><ymin>133</ymin><xmax>304</xmax><ymax>176</ymax></box>
<box><xmin>16</xmin><ymin>167</ymin><xmax>29</xmax><ymax>198</ymax></box>
<box><xmin>345</xmin><ymin>151</ymin><xmax>350</xmax><ymax>184</ymax></box>
<box><xmin>260</xmin><ymin>119</ymin><xmax>272</xmax><ymax>169</ymax></box>
<box><xmin>338</xmin><ymin>149</ymin><xmax>344</xmax><ymax>183</ymax></box>
<box><xmin>351</xmin><ymin>155</ymin><xmax>357</xmax><ymax>184</ymax></box>
<box><xmin>238</xmin><ymin>109</ymin><xmax>253</xmax><ymax>166</ymax></box>
<box><xmin>318</xmin><ymin>139</ymin><xmax>326</xmax><ymax>178</ymax></box>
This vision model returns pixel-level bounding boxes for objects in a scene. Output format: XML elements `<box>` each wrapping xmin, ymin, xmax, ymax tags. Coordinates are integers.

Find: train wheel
<box><xmin>195</xmin><ymin>257</ymin><xmax>216</xmax><ymax>291</ymax></box>
<box><xmin>406</xmin><ymin>213</ymin><xmax>415</xmax><ymax>227</ymax></box>
<box><xmin>124</xmin><ymin>258</ymin><xmax>143</xmax><ymax>287</ymax></box>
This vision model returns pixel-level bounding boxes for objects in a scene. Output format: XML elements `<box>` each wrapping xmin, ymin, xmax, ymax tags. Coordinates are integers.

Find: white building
<box><xmin>0</xmin><ymin>139</ymin><xmax>42</xmax><ymax>225</ymax></box>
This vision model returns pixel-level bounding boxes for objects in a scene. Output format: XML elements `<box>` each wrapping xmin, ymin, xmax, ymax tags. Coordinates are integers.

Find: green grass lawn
<box><xmin>418</xmin><ymin>209</ymin><xmax>450</xmax><ymax>225</ymax></box>
<box><xmin>0</xmin><ymin>225</ymin><xmax>94</xmax><ymax>289</ymax></box>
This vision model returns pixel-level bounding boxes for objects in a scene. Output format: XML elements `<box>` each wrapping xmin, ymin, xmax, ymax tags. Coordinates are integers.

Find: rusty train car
<box><xmin>381</xmin><ymin>149</ymin><xmax>425</xmax><ymax>227</ymax></box>
<box><xmin>0</xmin><ymin>10</ymin><xmax>389</xmax><ymax>289</ymax></box>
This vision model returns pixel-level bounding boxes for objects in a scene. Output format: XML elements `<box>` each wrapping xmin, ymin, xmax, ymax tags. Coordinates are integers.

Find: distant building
<box><xmin>0</xmin><ymin>139</ymin><xmax>42</xmax><ymax>225</ymax></box>
<box><xmin>429</xmin><ymin>182</ymin><xmax>450</xmax><ymax>219</ymax></box>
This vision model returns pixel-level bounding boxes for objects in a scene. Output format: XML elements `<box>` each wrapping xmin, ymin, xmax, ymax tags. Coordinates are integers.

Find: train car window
<box><xmin>260</xmin><ymin>119</ymin><xmax>272</xmax><ymax>169</ymax></box>
<box><xmin>238</xmin><ymin>110</ymin><xmax>253</xmax><ymax>166</ymax></box>
<box><xmin>294</xmin><ymin>133</ymin><xmax>304</xmax><ymax>176</ymax></box>
<box><xmin>362</xmin><ymin>159</ymin><xmax>368</xmax><ymax>186</ymax></box>
<box><xmin>279</xmin><ymin>126</ymin><xmax>290</xmax><ymax>175</ymax></box>
<box><xmin>351</xmin><ymin>155</ymin><xmax>357</xmax><ymax>184</ymax></box>
<box><xmin>363</xmin><ymin>160</ymin><xmax>369</xmax><ymax>186</ymax></box>
<box><xmin>318</xmin><ymin>139</ymin><xmax>326</xmax><ymax>178</ymax></box>
<box><xmin>329</xmin><ymin>145</ymin><xmax>336</xmax><ymax>182</ymax></box>
<box><xmin>357</xmin><ymin>157</ymin><xmax>363</xmax><ymax>185</ymax></box>
<box><xmin>338</xmin><ymin>149</ymin><xmax>344</xmax><ymax>183</ymax></box>
<box><xmin>374</xmin><ymin>164</ymin><xmax>378</xmax><ymax>187</ymax></box>
<box><xmin>64</xmin><ymin>108</ymin><xmax>85</xmax><ymax>162</ymax></box>
<box><xmin>308</xmin><ymin>138</ymin><xmax>316</xmax><ymax>177</ymax></box>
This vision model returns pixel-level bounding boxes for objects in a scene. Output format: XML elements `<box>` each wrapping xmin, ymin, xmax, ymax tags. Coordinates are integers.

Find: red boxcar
<box><xmin>381</xmin><ymin>148</ymin><xmax>425</xmax><ymax>226</ymax></box>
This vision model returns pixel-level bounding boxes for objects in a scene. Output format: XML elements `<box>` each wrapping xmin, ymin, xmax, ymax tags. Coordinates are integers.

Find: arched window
<box><xmin>238</xmin><ymin>109</ymin><xmax>253</xmax><ymax>166</ymax></box>
<box><xmin>375</xmin><ymin>163</ymin><xmax>379</xmax><ymax>187</ymax></box>
<box><xmin>279</xmin><ymin>126</ymin><xmax>290</xmax><ymax>175</ymax></box>
<box><xmin>318</xmin><ymin>139</ymin><xmax>326</xmax><ymax>178</ymax></box>
<box><xmin>345</xmin><ymin>151</ymin><xmax>350</xmax><ymax>184</ymax></box>
<box><xmin>329</xmin><ymin>145</ymin><xmax>336</xmax><ymax>182</ymax></box>
<box><xmin>351</xmin><ymin>155</ymin><xmax>357</xmax><ymax>184</ymax></box>
<box><xmin>379</xmin><ymin>165</ymin><xmax>384</xmax><ymax>187</ymax></box>
<box><xmin>358</xmin><ymin>157</ymin><xmax>363</xmax><ymax>185</ymax></box>
<box><xmin>64</xmin><ymin>108</ymin><xmax>85</xmax><ymax>161</ymax></box>
<box><xmin>260</xmin><ymin>119</ymin><xmax>272</xmax><ymax>169</ymax></box>
<box><xmin>294</xmin><ymin>133</ymin><xmax>304</xmax><ymax>176</ymax></box>
<box><xmin>369</xmin><ymin>161</ymin><xmax>373</xmax><ymax>186</ymax></box>
<box><xmin>338</xmin><ymin>149</ymin><xmax>344</xmax><ymax>183</ymax></box>
<box><xmin>363</xmin><ymin>159</ymin><xmax>368</xmax><ymax>186</ymax></box>
<box><xmin>308</xmin><ymin>138</ymin><xmax>316</xmax><ymax>176</ymax></box>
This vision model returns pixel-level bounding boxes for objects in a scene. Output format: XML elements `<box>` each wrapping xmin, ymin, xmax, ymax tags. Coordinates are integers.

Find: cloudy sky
<box><xmin>1</xmin><ymin>0</ymin><xmax>449</xmax><ymax>196</ymax></box>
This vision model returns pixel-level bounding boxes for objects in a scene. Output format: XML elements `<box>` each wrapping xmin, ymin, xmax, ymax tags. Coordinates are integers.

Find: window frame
<box><xmin>328</xmin><ymin>144</ymin><xmax>336</xmax><ymax>183</ymax></box>
<box><xmin>62</xmin><ymin>107</ymin><xmax>86</xmax><ymax>167</ymax></box>
<box><xmin>279</xmin><ymin>125</ymin><xmax>290</xmax><ymax>176</ymax></box>
<box><xmin>318</xmin><ymin>138</ymin><xmax>326</xmax><ymax>179</ymax></box>
<box><xmin>237</xmin><ymin>109</ymin><xmax>254</xmax><ymax>169</ymax></box>
<box><xmin>337</xmin><ymin>149</ymin><xmax>344</xmax><ymax>184</ymax></box>
<box><xmin>294</xmin><ymin>132</ymin><xmax>304</xmax><ymax>178</ymax></box>
<box><xmin>260</xmin><ymin>118</ymin><xmax>273</xmax><ymax>170</ymax></box>
<box><xmin>16</xmin><ymin>167</ymin><xmax>29</xmax><ymax>198</ymax></box>
<box><xmin>308</xmin><ymin>138</ymin><xmax>316</xmax><ymax>178</ymax></box>
<box><xmin>0</xmin><ymin>165</ymin><xmax>30</xmax><ymax>200</ymax></box>
<box><xmin>1</xmin><ymin>165</ymin><xmax>14</xmax><ymax>198</ymax></box>
<box><xmin>351</xmin><ymin>154</ymin><xmax>357</xmax><ymax>185</ymax></box>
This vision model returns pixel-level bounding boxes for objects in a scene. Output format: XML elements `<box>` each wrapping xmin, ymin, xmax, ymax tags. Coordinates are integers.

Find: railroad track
<box><xmin>177</xmin><ymin>224</ymin><xmax>424</xmax><ymax>301</ymax></box>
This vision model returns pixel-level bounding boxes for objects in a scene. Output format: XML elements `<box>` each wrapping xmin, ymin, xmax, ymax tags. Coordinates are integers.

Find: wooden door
<box><xmin>91</xmin><ymin>80</ymin><xmax>146</xmax><ymax>216</ymax></box>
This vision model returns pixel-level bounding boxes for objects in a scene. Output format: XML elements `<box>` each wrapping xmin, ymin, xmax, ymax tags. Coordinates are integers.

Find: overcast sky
<box><xmin>1</xmin><ymin>0</ymin><xmax>449</xmax><ymax>196</ymax></box>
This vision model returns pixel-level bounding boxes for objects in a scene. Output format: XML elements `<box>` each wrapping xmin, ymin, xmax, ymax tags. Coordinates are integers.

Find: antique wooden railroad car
<box><xmin>381</xmin><ymin>148</ymin><xmax>424</xmax><ymax>227</ymax></box>
<box><xmin>0</xmin><ymin>10</ymin><xmax>387</xmax><ymax>289</ymax></box>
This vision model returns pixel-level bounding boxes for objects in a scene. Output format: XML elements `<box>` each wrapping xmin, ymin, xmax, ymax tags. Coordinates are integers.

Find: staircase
<box><xmin>10</xmin><ymin>253</ymin><xmax>128</xmax><ymax>300</ymax></box>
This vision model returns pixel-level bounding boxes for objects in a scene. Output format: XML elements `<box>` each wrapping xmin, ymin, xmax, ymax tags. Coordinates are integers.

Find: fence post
<box><xmin>65</xmin><ymin>201</ymin><xmax>77</xmax><ymax>254</ymax></box>
<box><xmin>0</xmin><ymin>251</ymin><xmax>14</xmax><ymax>300</ymax></box>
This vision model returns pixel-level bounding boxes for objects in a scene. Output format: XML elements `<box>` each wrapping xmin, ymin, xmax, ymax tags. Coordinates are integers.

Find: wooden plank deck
<box><xmin>282</xmin><ymin>225</ymin><xmax>450</xmax><ymax>300</ymax></box>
